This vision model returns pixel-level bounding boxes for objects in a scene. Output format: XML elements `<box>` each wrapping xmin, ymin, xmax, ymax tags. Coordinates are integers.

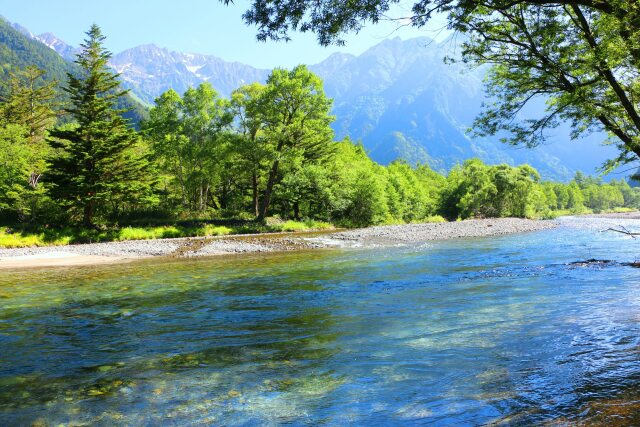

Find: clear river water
<box><xmin>2</xmin><ymin>217</ymin><xmax>640</xmax><ymax>426</ymax></box>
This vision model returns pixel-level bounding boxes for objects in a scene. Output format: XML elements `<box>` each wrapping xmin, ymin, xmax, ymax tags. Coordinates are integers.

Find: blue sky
<box><xmin>0</xmin><ymin>0</ymin><xmax>450</xmax><ymax>68</ymax></box>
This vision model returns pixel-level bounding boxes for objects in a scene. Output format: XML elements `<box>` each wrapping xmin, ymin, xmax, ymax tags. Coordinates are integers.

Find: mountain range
<box><xmin>0</xmin><ymin>18</ymin><xmax>148</xmax><ymax>125</ymax></box>
<box><xmin>1</xmin><ymin>17</ymin><xmax>621</xmax><ymax>180</ymax></box>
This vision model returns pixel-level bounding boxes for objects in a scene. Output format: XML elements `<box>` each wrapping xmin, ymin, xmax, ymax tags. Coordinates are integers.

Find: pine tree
<box><xmin>0</xmin><ymin>66</ymin><xmax>59</xmax><ymax>220</ymax></box>
<box><xmin>47</xmin><ymin>25</ymin><xmax>152</xmax><ymax>226</ymax></box>
<box><xmin>1</xmin><ymin>65</ymin><xmax>59</xmax><ymax>145</ymax></box>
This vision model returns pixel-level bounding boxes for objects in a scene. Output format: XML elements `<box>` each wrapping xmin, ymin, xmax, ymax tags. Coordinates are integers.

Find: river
<box><xmin>2</xmin><ymin>217</ymin><xmax>640</xmax><ymax>425</ymax></box>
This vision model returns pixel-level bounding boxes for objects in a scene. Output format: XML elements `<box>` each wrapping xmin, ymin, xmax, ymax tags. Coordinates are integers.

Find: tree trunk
<box><xmin>177</xmin><ymin>158</ymin><xmax>187</xmax><ymax>209</ymax></box>
<box><xmin>293</xmin><ymin>201</ymin><xmax>300</xmax><ymax>221</ymax></box>
<box><xmin>199</xmin><ymin>180</ymin><xmax>205</xmax><ymax>212</ymax></box>
<box><xmin>252</xmin><ymin>171</ymin><xmax>259</xmax><ymax>217</ymax></box>
<box><xmin>83</xmin><ymin>201</ymin><xmax>94</xmax><ymax>227</ymax></box>
<box><xmin>258</xmin><ymin>159</ymin><xmax>279</xmax><ymax>221</ymax></box>
<box><xmin>203</xmin><ymin>185</ymin><xmax>210</xmax><ymax>212</ymax></box>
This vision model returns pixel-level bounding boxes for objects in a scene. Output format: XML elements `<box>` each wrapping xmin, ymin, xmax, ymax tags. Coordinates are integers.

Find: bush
<box><xmin>198</xmin><ymin>225</ymin><xmax>233</xmax><ymax>236</ymax></box>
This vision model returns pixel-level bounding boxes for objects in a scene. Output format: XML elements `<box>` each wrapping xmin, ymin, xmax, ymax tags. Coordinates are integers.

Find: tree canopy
<box><xmin>0</xmin><ymin>25</ymin><xmax>637</xmax><ymax>232</ymax></box>
<box><xmin>225</xmin><ymin>0</ymin><xmax>640</xmax><ymax>169</ymax></box>
<box><xmin>47</xmin><ymin>25</ymin><xmax>154</xmax><ymax>226</ymax></box>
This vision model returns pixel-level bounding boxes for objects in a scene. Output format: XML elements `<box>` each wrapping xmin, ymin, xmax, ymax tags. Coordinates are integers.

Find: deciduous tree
<box><xmin>256</xmin><ymin>65</ymin><xmax>334</xmax><ymax>220</ymax></box>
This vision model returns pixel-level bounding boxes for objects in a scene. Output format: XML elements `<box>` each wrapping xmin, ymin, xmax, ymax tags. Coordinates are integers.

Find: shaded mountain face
<box><xmin>10</xmin><ymin>21</ymin><xmax>619</xmax><ymax>180</ymax></box>
<box><xmin>0</xmin><ymin>18</ymin><xmax>148</xmax><ymax>125</ymax></box>
<box><xmin>312</xmin><ymin>36</ymin><xmax>617</xmax><ymax>179</ymax></box>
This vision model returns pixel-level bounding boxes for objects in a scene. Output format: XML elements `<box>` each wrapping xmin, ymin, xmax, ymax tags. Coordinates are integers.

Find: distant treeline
<box><xmin>1</xmin><ymin>26</ymin><xmax>639</xmax><ymax>230</ymax></box>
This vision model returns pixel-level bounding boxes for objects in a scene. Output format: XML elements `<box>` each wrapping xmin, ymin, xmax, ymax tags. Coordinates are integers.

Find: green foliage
<box><xmin>458</xmin><ymin>1</ymin><xmax>640</xmax><ymax>171</ymax></box>
<box><xmin>0</xmin><ymin>66</ymin><xmax>58</xmax><ymax>221</ymax></box>
<box><xmin>144</xmin><ymin>83</ymin><xmax>233</xmax><ymax>212</ymax></box>
<box><xmin>441</xmin><ymin>159</ymin><xmax>541</xmax><ymax>219</ymax></box>
<box><xmin>225</xmin><ymin>0</ymin><xmax>640</xmax><ymax>170</ymax></box>
<box><xmin>0</xmin><ymin>17</ymin><xmax>148</xmax><ymax>126</ymax></box>
<box><xmin>3</xmin><ymin>24</ymin><xmax>640</xmax><ymax>246</ymax></box>
<box><xmin>1</xmin><ymin>65</ymin><xmax>59</xmax><ymax>143</ymax></box>
<box><xmin>47</xmin><ymin>25</ymin><xmax>156</xmax><ymax>226</ymax></box>
<box><xmin>229</xmin><ymin>82</ymin><xmax>270</xmax><ymax>216</ymax></box>
<box><xmin>0</xmin><ymin>124</ymin><xmax>33</xmax><ymax>212</ymax></box>
<box><xmin>254</xmin><ymin>65</ymin><xmax>335</xmax><ymax>219</ymax></box>
<box><xmin>437</xmin><ymin>159</ymin><xmax>640</xmax><ymax>219</ymax></box>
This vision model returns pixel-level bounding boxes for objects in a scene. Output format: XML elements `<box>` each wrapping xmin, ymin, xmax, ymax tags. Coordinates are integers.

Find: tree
<box><xmin>386</xmin><ymin>161</ymin><xmax>443</xmax><ymax>222</ymax></box>
<box><xmin>462</xmin><ymin>1</ymin><xmax>640</xmax><ymax>172</ymax></box>
<box><xmin>0</xmin><ymin>66</ymin><xmax>59</xmax><ymax>220</ymax></box>
<box><xmin>226</xmin><ymin>0</ymin><xmax>640</xmax><ymax>169</ymax></box>
<box><xmin>229</xmin><ymin>82</ymin><xmax>271</xmax><ymax>216</ymax></box>
<box><xmin>144</xmin><ymin>83</ymin><xmax>233</xmax><ymax>212</ymax></box>
<box><xmin>328</xmin><ymin>142</ymin><xmax>390</xmax><ymax>226</ymax></box>
<box><xmin>47</xmin><ymin>25</ymin><xmax>153</xmax><ymax>226</ymax></box>
<box><xmin>567</xmin><ymin>182</ymin><xmax>586</xmax><ymax>211</ymax></box>
<box><xmin>440</xmin><ymin>159</ymin><xmax>541</xmax><ymax>219</ymax></box>
<box><xmin>0</xmin><ymin>124</ymin><xmax>31</xmax><ymax>215</ymax></box>
<box><xmin>1</xmin><ymin>65</ymin><xmax>59</xmax><ymax>145</ymax></box>
<box><xmin>255</xmin><ymin>65</ymin><xmax>334</xmax><ymax>220</ymax></box>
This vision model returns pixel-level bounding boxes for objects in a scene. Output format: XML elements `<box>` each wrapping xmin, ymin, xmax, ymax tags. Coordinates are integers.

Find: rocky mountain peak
<box><xmin>35</xmin><ymin>32</ymin><xmax>78</xmax><ymax>60</ymax></box>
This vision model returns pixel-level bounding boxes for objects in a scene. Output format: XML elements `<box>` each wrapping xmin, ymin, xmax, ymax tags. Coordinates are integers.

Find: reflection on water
<box><xmin>2</xmin><ymin>219</ymin><xmax>640</xmax><ymax>425</ymax></box>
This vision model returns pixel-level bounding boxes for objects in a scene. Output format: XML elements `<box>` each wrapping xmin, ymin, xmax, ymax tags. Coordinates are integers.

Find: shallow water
<box><xmin>2</xmin><ymin>217</ymin><xmax>640</xmax><ymax>425</ymax></box>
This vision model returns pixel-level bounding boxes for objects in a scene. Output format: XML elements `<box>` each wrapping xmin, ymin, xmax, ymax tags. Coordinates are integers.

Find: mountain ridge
<box><xmin>0</xmin><ymin>17</ymin><xmax>148</xmax><ymax>125</ymax></box>
<box><xmin>5</xmin><ymin>20</ymin><xmax>619</xmax><ymax>180</ymax></box>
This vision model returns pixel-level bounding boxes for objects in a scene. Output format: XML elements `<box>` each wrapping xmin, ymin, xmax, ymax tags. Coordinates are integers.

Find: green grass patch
<box><xmin>610</xmin><ymin>207</ymin><xmax>636</xmax><ymax>213</ymax></box>
<box><xmin>274</xmin><ymin>220</ymin><xmax>333</xmax><ymax>232</ymax></box>
<box><xmin>116</xmin><ymin>226</ymin><xmax>181</xmax><ymax>241</ymax></box>
<box><xmin>0</xmin><ymin>229</ymin><xmax>74</xmax><ymax>248</ymax></box>
<box><xmin>0</xmin><ymin>219</ymin><xmax>335</xmax><ymax>248</ymax></box>
<box><xmin>197</xmin><ymin>224</ymin><xmax>233</xmax><ymax>237</ymax></box>
<box><xmin>542</xmin><ymin>206</ymin><xmax>637</xmax><ymax>219</ymax></box>
<box><xmin>422</xmin><ymin>215</ymin><xmax>447</xmax><ymax>223</ymax></box>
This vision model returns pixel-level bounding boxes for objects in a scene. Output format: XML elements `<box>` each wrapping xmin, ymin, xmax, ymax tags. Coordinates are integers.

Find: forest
<box><xmin>0</xmin><ymin>25</ymin><xmax>639</xmax><ymax>247</ymax></box>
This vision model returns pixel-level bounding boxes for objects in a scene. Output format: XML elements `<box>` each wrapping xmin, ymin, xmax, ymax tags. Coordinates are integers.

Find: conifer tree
<box><xmin>0</xmin><ymin>66</ymin><xmax>58</xmax><ymax>219</ymax></box>
<box><xmin>47</xmin><ymin>25</ymin><xmax>152</xmax><ymax>226</ymax></box>
<box><xmin>1</xmin><ymin>65</ymin><xmax>59</xmax><ymax>145</ymax></box>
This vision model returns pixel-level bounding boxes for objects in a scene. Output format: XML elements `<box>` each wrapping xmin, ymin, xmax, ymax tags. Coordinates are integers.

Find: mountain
<box><xmin>105</xmin><ymin>36</ymin><xmax>618</xmax><ymax>180</ymax></box>
<box><xmin>34</xmin><ymin>32</ymin><xmax>79</xmax><ymax>61</ymax></box>
<box><xmin>109</xmin><ymin>45</ymin><xmax>270</xmax><ymax>104</ymax></box>
<box><xmin>5</xmin><ymin>19</ymin><xmax>620</xmax><ymax>180</ymax></box>
<box><xmin>314</xmin><ymin>37</ymin><xmax>620</xmax><ymax>179</ymax></box>
<box><xmin>0</xmin><ymin>17</ymin><xmax>148</xmax><ymax>125</ymax></box>
<box><xmin>0</xmin><ymin>18</ymin><xmax>70</xmax><ymax>84</ymax></box>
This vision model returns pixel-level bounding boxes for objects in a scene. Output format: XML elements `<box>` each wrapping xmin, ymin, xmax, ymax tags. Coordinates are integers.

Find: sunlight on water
<box><xmin>3</xmin><ymin>221</ymin><xmax>640</xmax><ymax>425</ymax></box>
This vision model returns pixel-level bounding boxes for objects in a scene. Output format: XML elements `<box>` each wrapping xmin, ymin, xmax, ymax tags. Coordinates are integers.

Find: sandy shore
<box><xmin>0</xmin><ymin>218</ymin><xmax>558</xmax><ymax>269</ymax></box>
<box><xmin>0</xmin><ymin>252</ymin><xmax>129</xmax><ymax>269</ymax></box>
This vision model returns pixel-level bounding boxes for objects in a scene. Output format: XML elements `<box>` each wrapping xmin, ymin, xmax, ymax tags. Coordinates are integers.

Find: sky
<box><xmin>0</xmin><ymin>0</ymin><xmax>451</xmax><ymax>68</ymax></box>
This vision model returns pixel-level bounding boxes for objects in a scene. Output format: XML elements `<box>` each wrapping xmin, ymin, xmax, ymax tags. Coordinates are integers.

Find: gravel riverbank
<box><xmin>0</xmin><ymin>218</ymin><xmax>559</xmax><ymax>269</ymax></box>
<box><xmin>329</xmin><ymin>218</ymin><xmax>558</xmax><ymax>245</ymax></box>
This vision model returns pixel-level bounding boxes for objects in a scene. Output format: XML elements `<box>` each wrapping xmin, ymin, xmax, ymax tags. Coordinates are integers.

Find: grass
<box><xmin>378</xmin><ymin>215</ymin><xmax>447</xmax><ymax>226</ymax></box>
<box><xmin>0</xmin><ymin>219</ymin><xmax>335</xmax><ymax>249</ymax></box>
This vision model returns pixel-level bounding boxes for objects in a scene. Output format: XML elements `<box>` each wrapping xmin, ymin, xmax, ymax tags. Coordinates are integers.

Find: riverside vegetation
<box><xmin>1</xmin><ymin>25</ymin><xmax>639</xmax><ymax>249</ymax></box>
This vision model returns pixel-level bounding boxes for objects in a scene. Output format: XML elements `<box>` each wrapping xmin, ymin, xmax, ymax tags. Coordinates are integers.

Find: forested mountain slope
<box><xmin>0</xmin><ymin>17</ymin><xmax>148</xmax><ymax>125</ymax></box>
